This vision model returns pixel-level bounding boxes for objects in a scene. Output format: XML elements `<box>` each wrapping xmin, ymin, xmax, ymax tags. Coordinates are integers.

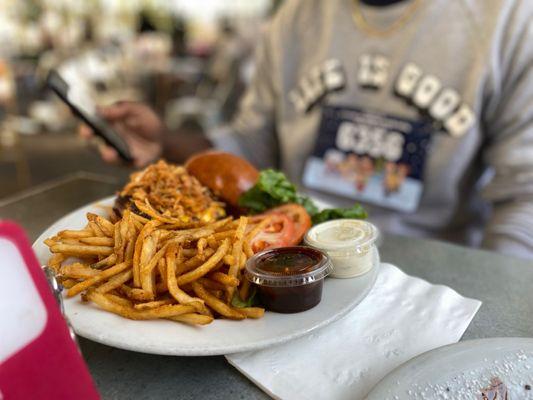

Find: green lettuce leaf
<box><xmin>311</xmin><ymin>204</ymin><xmax>368</xmax><ymax>225</ymax></box>
<box><xmin>238</xmin><ymin>169</ymin><xmax>367</xmax><ymax>224</ymax></box>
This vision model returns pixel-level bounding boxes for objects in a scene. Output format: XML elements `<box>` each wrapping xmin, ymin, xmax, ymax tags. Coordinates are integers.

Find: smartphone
<box><xmin>46</xmin><ymin>69</ymin><xmax>133</xmax><ymax>163</ymax></box>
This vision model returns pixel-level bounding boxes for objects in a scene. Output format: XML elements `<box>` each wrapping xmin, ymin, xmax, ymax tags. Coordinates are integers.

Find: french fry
<box><xmin>246</xmin><ymin>216</ymin><xmax>271</xmax><ymax>242</ymax></box>
<box><xmin>87</xmin><ymin>213</ymin><xmax>115</xmax><ymax>236</ymax></box>
<box><xmin>208</xmin><ymin>272</ymin><xmax>240</xmax><ymax>287</ymax></box>
<box><xmin>197</xmin><ymin>238</ymin><xmax>207</xmax><ymax>257</ymax></box>
<box><xmin>175</xmin><ymin>239</ymin><xmax>230</xmax><ymax>286</ymax></box>
<box><xmin>180</xmin><ymin>248</ymin><xmax>197</xmax><ymax>257</ymax></box>
<box><xmin>105</xmin><ymin>293</ymin><xmax>132</xmax><ymax>307</ymax></box>
<box><xmin>227</xmin><ymin>217</ymin><xmax>248</xmax><ymax>299</ymax></box>
<box><xmin>140</xmin><ymin>238</ymin><xmax>167</xmax><ymax>296</ymax></box>
<box><xmin>44</xmin><ymin>238</ymin><xmax>57</xmax><ymax>247</ymax></box>
<box><xmin>95</xmin><ymin>270</ymin><xmax>133</xmax><ymax>294</ymax></box>
<box><xmin>134</xmin><ymin>199</ymin><xmax>188</xmax><ymax>225</ymax></box>
<box><xmin>67</xmin><ymin>260</ymin><xmax>132</xmax><ymax>297</ymax></box>
<box><xmin>87</xmin><ymin>291</ymin><xmax>195</xmax><ymax>320</ymax></box>
<box><xmin>133</xmin><ymin>220</ymin><xmax>160</xmax><ymax>287</ymax></box>
<box><xmin>175</xmin><ymin>248</ymin><xmax>215</xmax><ymax>275</ymax></box>
<box><xmin>130</xmin><ymin>212</ymin><xmax>150</xmax><ymax>224</ymax></box>
<box><xmin>208</xmin><ymin>217</ymin><xmax>233</xmax><ymax>231</ymax></box>
<box><xmin>139</xmin><ymin>231</ymin><xmax>160</xmax><ymax>295</ymax></box>
<box><xmin>91</xmin><ymin>254</ymin><xmax>117</xmax><ymax>269</ymax></box>
<box><xmin>127</xmin><ymin>215</ymin><xmax>138</xmax><ymax>253</ymax></box>
<box><xmin>211</xmin><ymin>230</ymin><xmax>236</xmax><ymax>241</ymax></box>
<box><xmin>210</xmin><ymin>289</ymin><xmax>225</xmax><ymax>299</ymax></box>
<box><xmin>243</xmin><ymin>240</ymin><xmax>254</xmax><ymax>258</ymax></box>
<box><xmin>116</xmin><ymin>212</ymin><xmax>135</xmax><ymax>263</ymax></box>
<box><xmin>121</xmin><ymin>285</ymin><xmax>155</xmax><ymax>301</ymax></box>
<box><xmin>166</xmin><ymin>244</ymin><xmax>209</xmax><ymax>315</ymax></box>
<box><xmin>89</xmin><ymin>221</ymin><xmax>105</xmax><ymax>237</ymax></box>
<box><xmin>80</xmin><ymin>237</ymin><xmax>114</xmax><ymax>246</ymax></box>
<box><xmin>191</xmin><ymin>281</ymin><xmax>245</xmax><ymax>320</ymax></box>
<box><xmin>50</xmin><ymin>244</ymin><xmax>113</xmax><ymax>256</ymax></box>
<box><xmin>114</xmin><ymin>220</ymin><xmax>123</xmax><ymax>263</ymax></box>
<box><xmin>132</xmin><ymin>219</ymin><xmax>144</xmax><ymax>231</ymax></box>
<box><xmin>167</xmin><ymin>227</ymin><xmax>216</xmax><ymax>245</ymax></box>
<box><xmin>206</xmin><ymin>236</ymin><xmax>218</xmax><ymax>249</ymax></box>
<box><xmin>58</xmin><ymin>229</ymin><xmax>93</xmax><ymax>239</ymax></box>
<box><xmin>197</xmin><ymin>278</ymin><xmax>226</xmax><ymax>291</ymax></box>
<box><xmin>57</xmin><ymin>238</ymin><xmax>82</xmax><ymax>245</ymax></box>
<box><xmin>239</xmin><ymin>250</ymin><xmax>247</xmax><ymax>269</ymax></box>
<box><xmin>158</xmin><ymin>230</ymin><xmax>173</xmax><ymax>242</ymax></box>
<box><xmin>134</xmin><ymin>299</ymin><xmax>175</xmax><ymax>310</ymax></box>
<box><xmin>60</xmin><ymin>263</ymin><xmax>100</xmax><ymax>279</ymax></box>
<box><xmin>120</xmin><ymin>214</ymin><xmax>132</xmax><ymax>245</ymax></box>
<box><xmin>240</xmin><ymin>307</ymin><xmax>265</xmax><ymax>319</ymax></box>
<box><xmin>124</xmin><ymin>238</ymin><xmax>135</xmax><ymax>263</ymax></box>
<box><xmin>47</xmin><ymin>253</ymin><xmax>67</xmax><ymax>271</ymax></box>
<box><xmin>158</xmin><ymin>224</ymin><xmax>192</xmax><ymax>231</ymax></box>
<box><xmin>223</xmin><ymin>254</ymin><xmax>235</xmax><ymax>265</ymax></box>
<box><xmin>162</xmin><ymin>217</ymin><xmax>231</xmax><ymax>232</ymax></box>
<box><xmin>60</xmin><ymin>278</ymin><xmax>78</xmax><ymax>289</ymax></box>
<box><xmin>157</xmin><ymin>257</ymin><xmax>168</xmax><ymax>290</ymax></box>
<box><xmin>167</xmin><ymin>313</ymin><xmax>213</xmax><ymax>325</ymax></box>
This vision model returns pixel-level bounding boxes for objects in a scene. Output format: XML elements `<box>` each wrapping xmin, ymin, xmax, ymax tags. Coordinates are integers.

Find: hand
<box><xmin>79</xmin><ymin>101</ymin><xmax>164</xmax><ymax>167</ymax></box>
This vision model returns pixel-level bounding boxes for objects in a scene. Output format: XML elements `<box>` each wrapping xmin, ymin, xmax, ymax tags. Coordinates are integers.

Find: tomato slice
<box><xmin>266</xmin><ymin>204</ymin><xmax>312</xmax><ymax>245</ymax></box>
<box><xmin>249</xmin><ymin>212</ymin><xmax>295</xmax><ymax>253</ymax></box>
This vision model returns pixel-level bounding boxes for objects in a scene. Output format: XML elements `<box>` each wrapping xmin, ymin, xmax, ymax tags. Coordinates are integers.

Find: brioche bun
<box><xmin>185</xmin><ymin>151</ymin><xmax>259</xmax><ymax>207</ymax></box>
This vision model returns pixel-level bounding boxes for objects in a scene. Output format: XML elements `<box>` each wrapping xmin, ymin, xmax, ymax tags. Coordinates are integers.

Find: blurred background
<box><xmin>0</xmin><ymin>0</ymin><xmax>278</xmax><ymax>199</ymax></box>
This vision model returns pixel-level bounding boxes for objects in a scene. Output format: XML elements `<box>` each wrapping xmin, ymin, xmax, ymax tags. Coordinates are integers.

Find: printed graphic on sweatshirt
<box><xmin>289</xmin><ymin>57</ymin><xmax>476</xmax><ymax>138</ymax></box>
<box><xmin>288</xmin><ymin>59</ymin><xmax>346</xmax><ymax>113</ymax></box>
<box><xmin>303</xmin><ymin>105</ymin><xmax>432</xmax><ymax>212</ymax></box>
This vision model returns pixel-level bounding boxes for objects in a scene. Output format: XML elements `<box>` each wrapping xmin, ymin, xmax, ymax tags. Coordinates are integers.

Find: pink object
<box><xmin>0</xmin><ymin>221</ymin><xmax>100</xmax><ymax>400</ymax></box>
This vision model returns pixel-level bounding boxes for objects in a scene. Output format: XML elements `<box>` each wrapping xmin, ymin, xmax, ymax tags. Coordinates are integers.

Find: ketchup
<box><xmin>245</xmin><ymin>247</ymin><xmax>332</xmax><ymax>313</ymax></box>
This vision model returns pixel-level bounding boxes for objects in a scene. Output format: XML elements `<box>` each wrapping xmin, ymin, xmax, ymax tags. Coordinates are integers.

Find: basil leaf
<box><xmin>231</xmin><ymin>287</ymin><xmax>257</xmax><ymax>308</ymax></box>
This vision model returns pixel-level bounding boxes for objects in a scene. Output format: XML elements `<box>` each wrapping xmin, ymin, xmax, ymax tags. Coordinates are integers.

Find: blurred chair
<box><xmin>0</xmin><ymin>60</ymin><xmax>31</xmax><ymax>193</ymax></box>
<box><xmin>165</xmin><ymin>22</ymin><xmax>248</xmax><ymax>133</ymax></box>
<box><xmin>0</xmin><ymin>118</ymin><xmax>31</xmax><ymax>192</ymax></box>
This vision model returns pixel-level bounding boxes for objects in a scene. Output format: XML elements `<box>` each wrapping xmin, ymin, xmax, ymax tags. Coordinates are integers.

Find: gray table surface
<box><xmin>1</xmin><ymin>174</ymin><xmax>532</xmax><ymax>400</ymax></box>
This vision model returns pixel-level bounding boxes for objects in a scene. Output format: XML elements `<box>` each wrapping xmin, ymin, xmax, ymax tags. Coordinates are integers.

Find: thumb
<box><xmin>97</xmin><ymin>101</ymin><xmax>131</xmax><ymax>121</ymax></box>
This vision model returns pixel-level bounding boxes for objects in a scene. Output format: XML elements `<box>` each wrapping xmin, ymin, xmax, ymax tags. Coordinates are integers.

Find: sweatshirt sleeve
<box><xmin>480</xmin><ymin>0</ymin><xmax>533</xmax><ymax>258</ymax></box>
<box><xmin>207</xmin><ymin>15</ymin><xmax>281</xmax><ymax>169</ymax></box>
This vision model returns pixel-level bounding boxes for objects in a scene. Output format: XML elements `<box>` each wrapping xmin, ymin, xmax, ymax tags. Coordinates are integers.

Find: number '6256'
<box><xmin>335</xmin><ymin>122</ymin><xmax>405</xmax><ymax>162</ymax></box>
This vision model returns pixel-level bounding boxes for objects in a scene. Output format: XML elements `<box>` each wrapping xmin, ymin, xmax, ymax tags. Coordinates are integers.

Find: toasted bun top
<box><xmin>185</xmin><ymin>151</ymin><xmax>259</xmax><ymax>207</ymax></box>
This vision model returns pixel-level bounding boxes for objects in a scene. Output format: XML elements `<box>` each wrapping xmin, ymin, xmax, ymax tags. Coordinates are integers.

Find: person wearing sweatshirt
<box><xmin>81</xmin><ymin>0</ymin><xmax>533</xmax><ymax>259</ymax></box>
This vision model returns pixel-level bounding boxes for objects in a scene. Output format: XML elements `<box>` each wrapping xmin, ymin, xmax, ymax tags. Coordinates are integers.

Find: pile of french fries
<box><xmin>45</xmin><ymin>208</ymin><xmax>270</xmax><ymax>326</ymax></box>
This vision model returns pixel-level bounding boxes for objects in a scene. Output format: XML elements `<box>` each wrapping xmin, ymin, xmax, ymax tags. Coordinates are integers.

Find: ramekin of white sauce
<box><xmin>304</xmin><ymin>219</ymin><xmax>379</xmax><ymax>278</ymax></box>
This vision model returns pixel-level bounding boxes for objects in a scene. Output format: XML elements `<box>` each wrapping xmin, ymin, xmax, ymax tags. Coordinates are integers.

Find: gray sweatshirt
<box><xmin>210</xmin><ymin>0</ymin><xmax>533</xmax><ymax>258</ymax></box>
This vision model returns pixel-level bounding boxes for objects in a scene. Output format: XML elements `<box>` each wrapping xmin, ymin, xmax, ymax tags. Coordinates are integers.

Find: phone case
<box><xmin>0</xmin><ymin>221</ymin><xmax>100</xmax><ymax>400</ymax></box>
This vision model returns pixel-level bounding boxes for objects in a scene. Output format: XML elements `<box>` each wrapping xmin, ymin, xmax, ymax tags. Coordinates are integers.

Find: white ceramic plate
<box><xmin>33</xmin><ymin>196</ymin><xmax>378</xmax><ymax>356</ymax></box>
<box><xmin>365</xmin><ymin>337</ymin><xmax>533</xmax><ymax>400</ymax></box>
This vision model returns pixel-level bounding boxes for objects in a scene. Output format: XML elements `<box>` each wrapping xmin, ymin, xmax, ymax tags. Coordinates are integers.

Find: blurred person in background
<box><xmin>80</xmin><ymin>0</ymin><xmax>533</xmax><ymax>259</ymax></box>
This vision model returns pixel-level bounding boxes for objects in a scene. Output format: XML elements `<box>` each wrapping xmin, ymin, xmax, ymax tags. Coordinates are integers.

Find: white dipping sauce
<box><xmin>304</xmin><ymin>219</ymin><xmax>379</xmax><ymax>278</ymax></box>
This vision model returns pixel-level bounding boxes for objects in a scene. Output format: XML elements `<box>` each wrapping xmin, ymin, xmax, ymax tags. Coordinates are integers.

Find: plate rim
<box><xmin>364</xmin><ymin>337</ymin><xmax>533</xmax><ymax>399</ymax></box>
<box><xmin>33</xmin><ymin>196</ymin><xmax>379</xmax><ymax>356</ymax></box>
<box><xmin>69</xmin><ymin>267</ymin><xmax>378</xmax><ymax>356</ymax></box>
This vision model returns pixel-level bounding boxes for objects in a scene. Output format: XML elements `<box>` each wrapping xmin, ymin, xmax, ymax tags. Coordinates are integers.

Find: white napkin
<box><xmin>226</xmin><ymin>263</ymin><xmax>481</xmax><ymax>400</ymax></box>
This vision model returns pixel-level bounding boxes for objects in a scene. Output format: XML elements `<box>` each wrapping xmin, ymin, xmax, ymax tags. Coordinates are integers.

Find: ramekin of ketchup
<box><xmin>244</xmin><ymin>246</ymin><xmax>332</xmax><ymax>313</ymax></box>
